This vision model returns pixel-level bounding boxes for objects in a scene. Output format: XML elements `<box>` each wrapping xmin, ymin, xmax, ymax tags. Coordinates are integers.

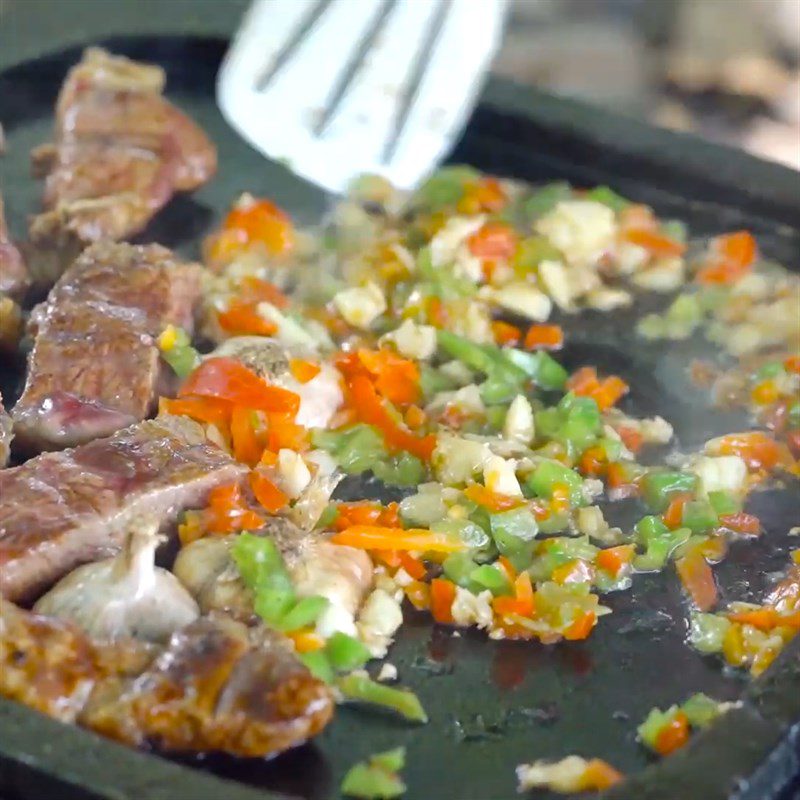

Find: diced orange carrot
<box><xmin>492</xmin><ymin>596</ymin><xmax>528</xmax><ymax>618</ymax></box>
<box><xmin>181</xmin><ymin>357</ymin><xmax>300</xmax><ymax>415</ymax></box>
<box><xmin>497</xmin><ymin>556</ymin><xmax>517</xmax><ymax>582</ymax></box>
<box><xmin>425</xmin><ymin>296</ymin><xmax>448</xmax><ymax>328</ymax></box>
<box><xmin>492</xmin><ymin>320</ymin><xmax>522</xmax><ymax>346</ymax></box>
<box><xmin>217</xmin><ymin>302</ymin><xmax>277</xmax><ymax>337</ymax></box>
<box><xmin>714</xmin><ymin>431</ymin><xmax>785</xmax><ymax>471</ymax></box>
<box><xmin>287</xmin><ymin>628</ymin><xmax>325</xmax><ymax>652</ymax></box>
<box><xmin>751</xmin><ymin>380</ymin><xmax>779</xmax><ymax>405</ymax></box>
<box><xmin>330</xmin><ymin>526</ymin><xmax>466</xmax><ymax>553</ymax></box>
<box><xmin>204</xmin><ymin>227</ymin><xmax>248</xmax><ymax>265</ymax></box>
<box><xmin>617</xmin><ymin>426</ymin><xmax>644</xmax><ymax>454</ymax></box>
<box><xmin>596</xmin><ymin>545</ymin><xmax>635</xmax><ymax>576</ymax></box>
<box><xmin>467</xmin><ymin>221</ymin><xmax>519</xmax><ymax>260</ymax></box>
<box><xmin>430</xmin><ymin>578</ymin><xmax>457</xmax><ymax>623</ymax></box>
<box><xmin>563</xmin><ymin>611</ymin><xmax>597</xmax><ymax>640</ymax></box>
<box><xmin>373</xmin><ymin>549</ymin><xmax>402</xmax><ymax>569</ymax></box>
<box><xmin>619</xmin><ymin>203</ymin><xmax>657</xmax><ymax>232</ymax></box>
<box><xmin>289</xmin><ymin>358</ymin><xmax>321</xmax><ymax>384</ymax></box>
<box><xmin>492</xmin><ymin>573</ymin><xmax>535</xmax><ymax>619</ymax></box>
<box><xmin>357</xmin><ymin>348</ymin><xmax>420</xmax><ymax>406</ymax></box>
<box><xmin>606</xmin><ymin>462</ymin><xmax>640</xmax><ymax>498</ymax></box>
<box><xmin>579</xmin><ymin>445</ymin><xmax>607</xmax><ymax>477</ymax></box>
<box><xmin>397</xmin><ymin>551</ymin><xmax>427</xmax><ymax>580</ymax></box>
<box><xmin>513</xmin><ymin>571</ymin><xmax>535</xmax><ymax>616</ymax></box>
<box><xmin>348</xmin><ymin>374</ymin><xmax>435</xmax><ymax>460</ymax></box>
<box><xmin>524</xmin><ymin>323</ymin><xmax>564</xmax><ymax>351</ymax></box>
<box><xmin>239</xmin><ymin>276</ymin><xmax>290</xmax><ymax>308</ymax></box>
<box><xmin>567</xmin><ymin>366</ymin><xmax>601</xmax><ymax>395</ymax></box>
<box><xmin>469</xmin><ymin>176</ymin><xmax>508</xmax><ymax>213</ymax></box>
<box><xmin>697</xmin><ymin>231</ymin><xmax>757</xmax><ymax>285</ymax></box>
<box><xmin>579</xmin><ymin>760</ymin><xmax>624</xmax><ymax>791</ymax></box>
<box><xmin>663</xmin><ymin>493</ymin><xmax>692</xmax><ymax>530</ymax></box>
<box><xmin>230</xmin><ymin>406</ymin><xmax>263</xmax><ymax>467</ymax></box>
<box><xmin>335</xmin><ymin>502</ymin><xmax>383</xmax><ymax>529</ymax></box>
<box><xmin>405</xmin><ymin>580</ymin><xmax>431</xmax><ymax>610</ymax></box>
<box><xmin>623</xmin><ymin>227</ymin><xmax>686</xmax><ymax>257</ymax></box>
<box><xmin>249</xmin><ymin>470</ymin><xmax>289</xmax><ymax>513</ymax></box>
<box><xmin>206</xmin><ymin>483</ymin><xmax>265</xmax><ymax>533</ymax></box>
<box><xmin>654</xmin><ymin>711</ymin><xmax>690</xmax><ymax>756</ymax></box>
<box><xmin>264</xmin><ymin>411</ymin><xmax>308</xmax><ymax>453</ymax></box>
<box><xmin>593</xmin><ymin>376</ymin><xmax>629</xmax><ymax>411</ymax></box>
<box><xmin>463</xmin><ymin>483</ymin><xmax>524</xmax><ymax>512</ymax></box>
<box><xmin>719</xmin><ymin>512</ymin><xmax>761</xmax><ymax>535</ymax></box>
<box><xmin>676</xmin><ymin>549</ymin><xmax>718</xmax><ymax>611</ymax></box>
<box><xmin>380</xmin><ymin>502</ymin><xmax>402</xmax><ymax>528</ymax></box>
<box><xmin>784</xmin><ymin>355</ymin><xmax>800</xmax><ymax>374</ymax></box>
<box><xmin>404</xmin><ymin>404</ymin><xmax>427</xmax><ymax>430</ymax></box>
<box><xmin>727</xmin><ymin>607</ymin><xmax>779</xmax><ymax>631</ymax></box>
<box><xmin>224</xmin><ymin>196</ymin><xmax>295</xmax><ymax>256</ymax></box>
<box><xmin>159</xmin><ymin>395</ymin><xmax>231</xmax><ymax>431</ymax></box>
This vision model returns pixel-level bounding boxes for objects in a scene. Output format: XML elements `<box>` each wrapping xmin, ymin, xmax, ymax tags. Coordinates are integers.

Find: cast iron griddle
<box><xmin>0</xmin><ymin>36</ymin><xmax>798</xmax><ymax>800</ymax></box>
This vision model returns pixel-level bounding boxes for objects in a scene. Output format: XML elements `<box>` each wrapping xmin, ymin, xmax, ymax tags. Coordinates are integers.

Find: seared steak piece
<box><xmin>0</xmin><ymin>194</ymin><xmax>29</xmax><ymax>300</ymax></box>
<box><xmin>86</xmin><ymin>614</ymin><xmax>335</xmax><ymax>755</ymax></box>
<box><xmin>12</xmin><ymin>241</ymin><xmax>201</xmax><ymax>452</ymax></box>
<box><xmin>0</xmin><ymin>601</ymin><xmax>334</xmax><ymax>756</ymax></box>
<box><xmin>0</xmin><ymin>392</ymin><xmax>11</xmax><ymax>467</ymax></box>
<box><xmin>0</xmin><ymin>415</ymin><xmax>245</xmax><ymax>603</ymax></box>
<box><xmin>29</xmin><ymin>47</ymin><xmax>216</xmax><ymax>251</ymax></box>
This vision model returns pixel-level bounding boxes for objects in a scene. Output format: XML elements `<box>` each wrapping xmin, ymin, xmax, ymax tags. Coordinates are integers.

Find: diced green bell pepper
<box><xmin>299</xmin><ymin>650</ymin><xmax>335</xmax><ymax>683</ymax></box>
<box><xmin>681</xmin><ymin>693</ymin><xmax>725</xmax><ymax>728</ymax></box>
<box><xmin>523</xmin><ymin>182</ymin><xmax>572</xmax><ymax>219</ymax></box>
<box><xmin>514</xmin><ymin>235</ymin><xmax>563</xmax><ymax>272</ymax></box>
<box><xmin>341</xmin><ymin>751</ymin><xmax>406</xmax><ymax>800</ymax></box>
<box><xmin>505</xmin><ymin>349</ymin><xmax>568</xmax><ymax>391</ymax></box>
<box><xmin>373</xmin><ymin>452</ymin><xmax>426</xmax><ymax>487</ymax></box>
<box><xmin>689</xmin><ymin>612</ymin><xmax>731</xmax><ymax>654</ymax></box>
<box><xmin>583</xmin><ymin>185</ymin><xmax>630</xmax><ymax>213</ymax></box>
<box><xmin>431</xmin><ymin>519</ymin><xmax>490</xmax><ymax>549</ymax></box>
<box><xmin>469</xmin><ymin>564</ymin><xmax>512</xmax><ymax>596</ymax></box>
<box><xmin>681</xmin><ymin>500</ymin><xmax>719</xmax><ymax>533</ymax></box>
<box><xmin>326</xmin><ymin>632</ymin><xmax>372</xmax><ymax>672</ymax></box>
<box><xmin>414</xmin><ymin>165</ymin><xmax>479</xmax><ymax>210</ymax></box>
<box><xmin>527</xmin><ymin>460</ymin><xmax>584</xmax><ymax>506</ymax></box>
<box><xmin>637</xmin><ymin>705</ymin><xmax>682</xmax><ymax>752</ymax></box>
<box><xmin>641</xmin><ymin>470</ymin><xmax>697</xmax><ymax>511</ymax></box>
<box><xmin>634</xmin><ymin>526</ymin><xmax>691</xmax><ymax>571</ymax></box>
<box><xmin>162</xmin><ymin>344</ymin><xmax>200</xmax><ymax>378</ymax></box>
<box><xmin>443</xmin><ymin>552</ymin><xmax>479</xmax><ymax>587</ymax></box>
<box><xmin>336</xmin><ymin>674</ymin><xmax>428</xmax><ymax>723</ymax></box>
<box><xmin>707</xmin><ymin>490</ymin><xmax>741</xmax><ymax>516</ymax></box>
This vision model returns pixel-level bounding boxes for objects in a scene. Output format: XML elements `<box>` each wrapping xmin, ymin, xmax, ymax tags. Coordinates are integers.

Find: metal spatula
<box><xmin>217</xmin><ymin>0</ymin><xmax>509</xmax><ymax>194</ymax></box>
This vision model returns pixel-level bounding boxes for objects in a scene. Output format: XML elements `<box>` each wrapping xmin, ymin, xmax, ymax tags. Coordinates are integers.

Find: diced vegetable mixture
<box><xmin>158</xmin><ymin>169</ymin><xmax>799</xmax><ymax>796</ymax></box>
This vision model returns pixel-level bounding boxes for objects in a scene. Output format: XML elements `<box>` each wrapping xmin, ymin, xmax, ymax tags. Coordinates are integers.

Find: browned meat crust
<box><xmin>0</xmin><ymin>194</ymin><xmax>29</xmax><ymax>301</ymax></box>
<box><xmin>29</xmin><ymin>47</ymin><xmax>216</xmax><ymax>251</ymax></box>
<box><xmin>0</xmin><ymin>600</ymin><xmax>334</xmax><ymax>757</ymax></box>
<box><xmin>12</xmin><ymin>241</ymin><xmax>202</xmax><ymax>452</ymax></box>
<box><xmin>0</xmin><ymin>415</ymin><xmax>245</xmax><ymax>603</ymax></box>
<box><xmin>0</xmin><ymin>392</ymin><xmax>11</xmax><ymax>467</ymax></box>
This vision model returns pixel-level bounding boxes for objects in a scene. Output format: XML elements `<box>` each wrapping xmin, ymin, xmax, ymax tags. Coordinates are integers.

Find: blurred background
<box><xmin>1</xmin><ymin>0</ymin><xmax>799</xmax><ymax>171</ymax></box>
<box><xmin>496</xmin><ymin>0</ymin><xmax>800</xmax><ymax>170</ymax></box>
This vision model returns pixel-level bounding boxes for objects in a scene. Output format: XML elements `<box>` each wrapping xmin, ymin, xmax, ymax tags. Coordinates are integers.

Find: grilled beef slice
<box><xmin>0</xmin><ymin>194</ymin><xmax>29</xmax><ymax>300</ymax></box>
<box><xmin>0</xmin><ymin>601</ymin><xmax>334</xmax><ymax>756</ymax></box>
<box><xmin>12</xmin><ymin>241</ymin><xmax>201</xmax><ymax>452</ymax></box>
<box><xmin>0</xmin><ymin>415</ymin><xmax>245</xmax><ymax>603</ymax></box>
<box><xmin>29</xmin><ymin>47</ymin><xmax>216</xmax><ymax>260</ymax></box>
